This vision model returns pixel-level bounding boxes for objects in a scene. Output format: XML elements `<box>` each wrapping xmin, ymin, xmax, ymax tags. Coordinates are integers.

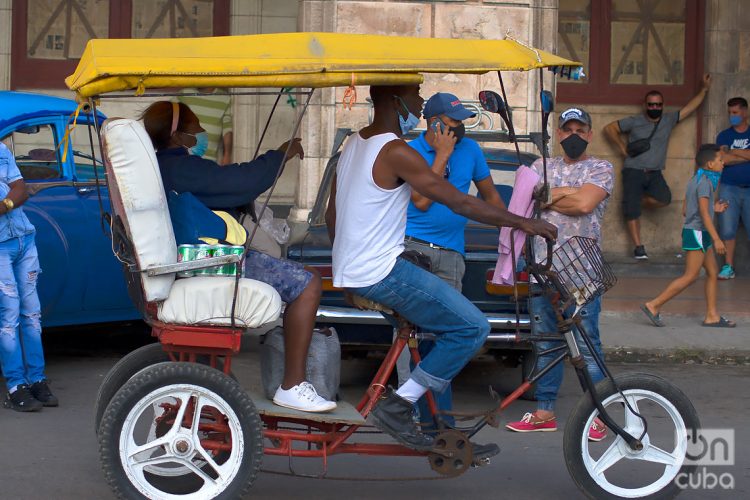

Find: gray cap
<box><xmin>558</xmin><ymin>107</ymin><xmax>592</xmax><ymax>128</ymax></box>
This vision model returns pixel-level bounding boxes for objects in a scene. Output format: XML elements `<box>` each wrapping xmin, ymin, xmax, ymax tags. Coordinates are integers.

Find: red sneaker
<box><xmin>588</xmin><ymin>419</ymin><xmax>607</xmax><ymax>442</ymax></box>
<box><xmin>505</xmin><ymin>412</ymin><xmax>557</xmax><ymax>432</ymax></box>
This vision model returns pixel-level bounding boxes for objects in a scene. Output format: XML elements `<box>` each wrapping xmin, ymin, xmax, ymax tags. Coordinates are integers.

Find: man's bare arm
<box><xmin>678</xmin><ymin>74</ymin><xmax>711</xmax><ymax>122</ymax></box>
<box><xmin>0</xmin><ymin>179</ymin><xmax>30</xmax><ymax>215</ymax></box>
<box><xmin>723</xmin><ymin>149</ymin><xmax>750</xmax><ymax>165</ymax></box>
<box><xmin>386</xmin><ymin>143</ymin><xmax>557</xmax><ymax>239</ymax></box>
<box><xmin>324</xmin><ymin>174</ymin><xmax>337</xmax><ymax>243</ymax></box>
<box><xmin>545</xmin><ymin>184</ymin><xmax>608</xmax><ymax>216</ymax></box>
<box><xmin>410</xmin><ymin>152</ymin><xmax>450</xmax><ymax>211</ymax></box>
<box><xmin>604</xmin><ymin>121</ymin><xmax>628</xmax><ymax>157</ymax></box>
<box><xmin>475</xmin><ymin>176</ymin><xmax>505</xmax><ymax>209</ymax></box>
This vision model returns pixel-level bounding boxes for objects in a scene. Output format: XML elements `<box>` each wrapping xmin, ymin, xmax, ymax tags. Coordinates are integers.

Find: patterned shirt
<box><xmin>529</xmin><ymin>155</ymin><xmax>614</xmax><ymax>261</ymax></box>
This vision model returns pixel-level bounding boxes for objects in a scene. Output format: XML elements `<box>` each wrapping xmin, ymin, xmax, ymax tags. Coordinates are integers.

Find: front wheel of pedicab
<box><xmin>98</xmin><ymin>362</ymin><xmax>263</xmax><ymax>499</ymax></box>
<box><xmin>563</xmin><ymin>373</ymin><xmax>700</xmax><ymax>500</ymax></box>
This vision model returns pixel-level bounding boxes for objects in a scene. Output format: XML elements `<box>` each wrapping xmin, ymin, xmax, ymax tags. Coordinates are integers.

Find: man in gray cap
<box><xmin>506</xmin><ymin>107</ymin><xmax>614</xmax><ymax>441</ymax></box>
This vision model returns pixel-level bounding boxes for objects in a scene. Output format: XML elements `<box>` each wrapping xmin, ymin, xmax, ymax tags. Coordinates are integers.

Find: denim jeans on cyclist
<box><xmin>531</xmin><ymin>292</ymin><xmax>604</xmax><ymax>412</ymax></box>
<box><xmin>0</xmin><ymin>233</ymin><xmax>46</xmax><ymax>391</ymax></box>
<box><xmin>348</xmin><ymin>256</ymin><xmax>489</xmax><ymax>393</ymax></box>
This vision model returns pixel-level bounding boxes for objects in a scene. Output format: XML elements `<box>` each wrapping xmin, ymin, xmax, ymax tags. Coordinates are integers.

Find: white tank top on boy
<box><xmin>332</xmin><ymin>132</ymin><xmax>410</xmax><ymax>288</ymax></box>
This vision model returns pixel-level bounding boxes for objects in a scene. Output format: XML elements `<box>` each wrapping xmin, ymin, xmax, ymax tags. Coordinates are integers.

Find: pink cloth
<box><xmin>492</xmin><ymin>166</ymin><xmax>540</xmax><ymax>285</ymax></box>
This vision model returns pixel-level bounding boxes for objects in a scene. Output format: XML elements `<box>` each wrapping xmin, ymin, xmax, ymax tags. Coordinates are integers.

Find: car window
<box><xmin>69</xmin><ymin>121</ymin><xmax>104</xmax><ymax>182</ymax></box>
<box><xmin>2</xmin><ymin>124</ymin><xmax>62</xmax><ymax>180</ymax></box>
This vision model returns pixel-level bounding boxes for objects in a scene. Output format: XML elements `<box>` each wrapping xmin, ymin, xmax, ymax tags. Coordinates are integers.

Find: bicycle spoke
<box><xmin>592</xmin><ymin>438</ymin><xmax>626</xmax><ymax>477</ymax></box>
<box><xmin>639</xmin><ymin>443</ymin><xmax>679</xmax><ymax>467</ymax></box>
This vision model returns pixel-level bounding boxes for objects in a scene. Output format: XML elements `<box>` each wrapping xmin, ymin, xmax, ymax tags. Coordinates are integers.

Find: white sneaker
<box><xmin>272</xmin><ymin>381</ymin><xmax>337</xmax><ymax>413</ymax></box>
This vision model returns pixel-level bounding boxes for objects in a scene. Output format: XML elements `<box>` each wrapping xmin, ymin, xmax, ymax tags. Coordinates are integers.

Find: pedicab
<box><xmin>65</xmin><ymin>32</ymin><xmax>700</xmax><ymax>499</ymax></box>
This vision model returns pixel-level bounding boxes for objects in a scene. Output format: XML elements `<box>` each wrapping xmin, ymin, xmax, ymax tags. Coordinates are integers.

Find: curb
<box><xmin>603</xmin><ymin>346</ymin><xmax>750</xmax><ymax>366</ymax></box>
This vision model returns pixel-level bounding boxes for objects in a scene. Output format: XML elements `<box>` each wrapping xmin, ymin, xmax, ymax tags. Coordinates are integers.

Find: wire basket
<box><xmin>538</xmin><ymin>236</ymin><xmax>617</xmax><ymax>307</ymax></box>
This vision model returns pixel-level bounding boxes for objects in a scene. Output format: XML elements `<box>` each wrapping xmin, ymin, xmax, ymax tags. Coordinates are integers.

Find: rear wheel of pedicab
<box><xmin>94</xmin><ymin>343</ymin><xmax>231</xmax><ymax>434</ymax></box>
<box><xmin>563</xmin><ymin>373</ymin><xmax>700</xmax><ymax>499</ymax></box>
<box><xmin>99</xmin><ymin>362</ymin><xmax>262</xmax><ymax>499</ymax></box>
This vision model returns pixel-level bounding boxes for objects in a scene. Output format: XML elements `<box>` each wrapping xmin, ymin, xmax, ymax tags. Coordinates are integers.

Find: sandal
<box><xmin>640</xmin><ymin>304</ymin><xmax>665</xmax><ymax>327</ymax></box>
<box><xmin>701</xmin><ymin>317</ymin><xmax>736</xmax><ymax>328</ymax></box>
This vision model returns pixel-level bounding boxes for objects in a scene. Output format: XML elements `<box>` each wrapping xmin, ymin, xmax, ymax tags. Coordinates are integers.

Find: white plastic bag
<box><xmin>255</xmin><ymin>200</ymin><xmax>290</xmax><ymax>244</ymax></box>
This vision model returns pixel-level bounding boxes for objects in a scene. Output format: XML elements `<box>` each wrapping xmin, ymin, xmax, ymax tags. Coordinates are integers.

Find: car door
<box><xmin>67</xmin><ymin>119</ymin><xmax>135</xmax><ymax>318</ymax></box>
<box><xmin>2</xmin><ymin>115</ymin><xmax>136</xmax><ymax>327</ymax></box>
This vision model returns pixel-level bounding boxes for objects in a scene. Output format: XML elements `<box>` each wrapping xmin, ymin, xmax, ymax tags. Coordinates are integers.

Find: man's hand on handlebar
<box><xmin>277</xmin><ymin>137</ymin><xmax>304</xmax><ymax>161</ymax></box>
<box><xmin>518</xmin><ymin>218</ymin><xmax>558</xmax><ymax>241</ymax></box>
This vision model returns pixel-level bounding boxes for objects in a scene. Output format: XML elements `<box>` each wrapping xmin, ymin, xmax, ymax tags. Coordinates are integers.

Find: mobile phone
<box><xmin>431</xmin><ymin>120</ymin><xmax>444</xmax><ymax>133</ymax></box>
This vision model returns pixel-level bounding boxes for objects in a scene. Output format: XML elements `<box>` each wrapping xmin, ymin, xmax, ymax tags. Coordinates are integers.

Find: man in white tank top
<box><xmin>326</xmin><ymin>84</ymin><xmax>557</xmax><ymax>452</ymax></box>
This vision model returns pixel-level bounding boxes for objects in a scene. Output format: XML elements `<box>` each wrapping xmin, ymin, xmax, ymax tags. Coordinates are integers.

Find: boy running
<box><xmin>641</xmin><ymin>144</ymin><xmax>736</xmax><ymax>328</ymax></box>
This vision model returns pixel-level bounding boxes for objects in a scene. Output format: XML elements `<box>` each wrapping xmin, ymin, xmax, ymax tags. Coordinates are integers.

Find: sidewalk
<box><xmin>599</xmin><ymin>256</ymin><xmax>749</xmax><ymax>364</ymax></box>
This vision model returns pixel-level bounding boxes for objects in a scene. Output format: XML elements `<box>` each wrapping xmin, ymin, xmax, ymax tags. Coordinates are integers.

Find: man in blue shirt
<box><xmin>715</xmin><ymin>97</ymin><xmax>750</xmax><ymax>279</ymax></box>
<box><xmin>403</xmin><ymin>93</ymin><xmax>504</xmax><ymax>433</ymax></box>
<box><xmin>0</xmin><ymin>143</ymin><xmax>58</xmax><ymax>412</ymax></box>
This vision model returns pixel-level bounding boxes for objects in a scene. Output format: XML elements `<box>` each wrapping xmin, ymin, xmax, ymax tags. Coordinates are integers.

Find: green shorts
<box><xmin>681</xmin><ymin>228</ymin><xmax>712</xmax><ymax>252</ymax></box>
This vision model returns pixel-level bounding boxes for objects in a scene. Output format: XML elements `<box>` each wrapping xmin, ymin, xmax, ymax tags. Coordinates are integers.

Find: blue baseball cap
<box><xmin>423</xmin><ymin>93</ymin><xmax>476</xmax><ymax>121</ymax></box>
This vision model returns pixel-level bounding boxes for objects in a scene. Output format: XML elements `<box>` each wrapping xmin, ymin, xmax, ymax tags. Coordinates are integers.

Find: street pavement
<box><xmin>0</xmin><ymin>329</ymin><xmax>747</xmax><ymax>500</ymax></box>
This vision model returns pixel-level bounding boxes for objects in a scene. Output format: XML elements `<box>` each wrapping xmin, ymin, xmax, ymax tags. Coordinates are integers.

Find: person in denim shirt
<box><xmin>0</xmin><ymin>143</ymin><xmax>58</xmax><ymax>412</ymax></box>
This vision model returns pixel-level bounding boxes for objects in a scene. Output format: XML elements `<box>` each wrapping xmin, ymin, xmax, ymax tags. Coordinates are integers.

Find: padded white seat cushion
<box><xmin>158</xmin><ymin>277</ymin><xmax>282</xmax><ymax>327</ymax></box>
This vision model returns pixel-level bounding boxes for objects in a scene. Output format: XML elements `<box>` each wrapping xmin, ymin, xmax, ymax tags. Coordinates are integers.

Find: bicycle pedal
<box><xmin>471</xmin><ymin>457</ymin><xmax>492</xmax><ymax>468</ymax></box>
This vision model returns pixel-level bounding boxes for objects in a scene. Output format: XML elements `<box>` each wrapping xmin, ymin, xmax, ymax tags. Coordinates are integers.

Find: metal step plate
<box><xmin>248</xmin><ymin>389</ymin><xmax>366</xmax><ymax>425</ymax></box>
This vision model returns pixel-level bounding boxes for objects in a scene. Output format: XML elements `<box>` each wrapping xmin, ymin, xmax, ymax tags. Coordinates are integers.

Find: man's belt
<box><xmin>404</xmin><ymin>236</ymin><xmax>456</xmax><ymax>252</ymax></box>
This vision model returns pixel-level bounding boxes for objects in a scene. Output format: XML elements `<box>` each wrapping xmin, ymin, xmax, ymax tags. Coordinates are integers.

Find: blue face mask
<box><xmin>188</xmin><ymin>131</ymin><xmax>209</xmax><ymax>157</ymax></box>
<box><xmin>696</xmin><ymin>168</ymin><xmax>721</xmax><ymax>189</ymax></box>
<box><xmin>729</xmin><ymin>115</ymin><xmax>743</xmax><ymax>127</ymax></box>
<box><xmin>394</xmin><ymin>96</ymin><xmax>420</xmax><ymax>136</ymax></box>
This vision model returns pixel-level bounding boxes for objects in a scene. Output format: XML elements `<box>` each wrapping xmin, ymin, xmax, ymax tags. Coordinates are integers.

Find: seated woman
<box><xmin>141</xmin><ymin>101</ymin><xmax>335</xmax><ymax>413</ymax></box>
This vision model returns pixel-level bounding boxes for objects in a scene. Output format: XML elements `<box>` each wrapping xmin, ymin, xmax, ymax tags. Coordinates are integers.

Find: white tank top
<box><xmin>332</xmin><ymin>132</ymin><xmax>410</xmax><ymax>288</ymax></box>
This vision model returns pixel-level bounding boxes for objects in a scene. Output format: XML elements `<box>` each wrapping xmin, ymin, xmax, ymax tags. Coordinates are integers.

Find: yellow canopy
<box><xmin>66</xmin><ymin>32</ymin><xmax>581</xmax><ymax>98</ymax></box>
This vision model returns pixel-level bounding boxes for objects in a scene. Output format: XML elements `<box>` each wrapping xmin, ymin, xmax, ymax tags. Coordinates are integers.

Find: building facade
<box><xmin>1</xmin><ymin>0</ymin><xmax>748</xmax><ymax>257</ymax></box>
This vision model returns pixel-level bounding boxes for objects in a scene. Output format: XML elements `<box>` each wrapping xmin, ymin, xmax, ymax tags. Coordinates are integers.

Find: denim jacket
<box><xmin>0</xmin><ymin>144</ymin><xmax>36</xmax><ymax>242</ymax></box>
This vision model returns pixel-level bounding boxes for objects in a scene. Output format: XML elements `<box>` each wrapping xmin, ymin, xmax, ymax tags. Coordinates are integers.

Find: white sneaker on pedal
<box><xmin>273</xmin><ymin>381</ymin><xmax>337</xmax><ymax>413</ymax></box>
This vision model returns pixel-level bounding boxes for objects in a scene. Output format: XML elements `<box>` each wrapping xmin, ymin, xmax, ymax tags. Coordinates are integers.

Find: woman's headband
<box><xmin>170</xmin><ymin>102</ymin><xmax>180</xmax><ymax>135</ymax></box>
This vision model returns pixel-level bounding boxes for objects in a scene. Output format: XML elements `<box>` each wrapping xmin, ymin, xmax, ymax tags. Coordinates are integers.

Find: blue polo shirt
<box><xmin>406</xmin><ymin>132</ymin><xmax>490</xmax><ymax>254</ymax></box>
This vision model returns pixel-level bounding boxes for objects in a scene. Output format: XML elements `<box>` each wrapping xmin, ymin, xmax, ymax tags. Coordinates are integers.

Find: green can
<box><xmin>210</xmin><ymin>244</ymin><xmax>235</xmax><ymax>276</ymax></box>
<box><xmin>176</xmin><ymin>244</ymin><xmax>195</xmax><ymax>278</ymax></box>
<box><xmin>192</xmin><ymin>244</ymin><xmax>214</xmax><ymax>275</ymax></box>
<box><xmin>228</xmin><ymin>245</ymin><xmax>245</xmax><ymax>275</ymax></box>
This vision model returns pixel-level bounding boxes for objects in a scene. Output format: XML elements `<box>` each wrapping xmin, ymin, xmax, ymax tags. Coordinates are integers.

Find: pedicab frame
<box><xmin>67</xmin><ymin>32</ymin><xmax>699</xmax><ymax>499</ymax></box>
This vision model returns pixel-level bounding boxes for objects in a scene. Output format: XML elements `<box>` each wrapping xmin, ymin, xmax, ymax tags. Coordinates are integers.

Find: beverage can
<box><xmin>177</xmin><ymin>244</ymin><xmax>195</xmax><ymax>278</ymax></box>
<box><xmin>193</xmin><ymin>244</ymin><xmax>214</xmax><ymax>275</ymax></box>
<box><xmin>211</xmin><ymin>244</ymin><xmax>234</xmax><ymax>276</ymax></box>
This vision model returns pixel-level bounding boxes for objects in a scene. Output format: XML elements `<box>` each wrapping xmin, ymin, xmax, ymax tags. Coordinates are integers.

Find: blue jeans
<box><xmin>0</xmin><ymin>233</ymin><xmax>46</xmax><ymax>391</ymax></box>
<box><xmin>531</xmin><ymin>293</ymin><xmax>604</xmax><ymax>412</ymax></box>
<box><xmin>717</xmin><ymin>184</ymin><xmax>750</xmax><ymax>241</ymax></box>
<box><xmin>349</xmin><ymin>256</ymin><xmax>489</xmax><ymax>393</ymax></box>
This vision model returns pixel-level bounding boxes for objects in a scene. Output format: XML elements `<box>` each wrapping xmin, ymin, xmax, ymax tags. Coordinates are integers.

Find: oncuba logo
<box><xmin>674</xmin><ymin>429</ymin><xmax>735</xmax><ymax>490</ymax></box>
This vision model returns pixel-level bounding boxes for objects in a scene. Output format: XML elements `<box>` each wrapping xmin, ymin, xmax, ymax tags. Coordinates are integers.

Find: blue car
<box><xmin>0</xmin><ymin>91</ymin><xmax>138</xmax><ymax>327</ymax></box>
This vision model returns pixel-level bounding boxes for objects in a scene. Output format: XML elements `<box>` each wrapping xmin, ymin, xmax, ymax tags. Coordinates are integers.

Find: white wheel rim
<box><xmin>119</xmin><ymin>383</ymin><xmax>245</xmax><ymax>499</ymax></box>
<box><xmin>580</xmin><ymin>389</ymin><xmax>687</xmax><ymax>498</ymax></box>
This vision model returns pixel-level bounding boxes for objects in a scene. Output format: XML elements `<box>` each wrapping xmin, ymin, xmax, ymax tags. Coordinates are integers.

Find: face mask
<box><xmin>560</xmin><ymin>134</ymin><xmax>588</xmax><ymax>160</ymax></box>
<box><xmin>729</xmin><ymin>115</ymin><xmax>743</xmax><ymax>127</ymax></box>
<box><xmin>394</xmin><ymin>96</ymin><xmax>420</xmax><ymax>136</ymax></box>
<box><xmin>646</xmin><ymin>108</ymin><xmax>662</xmax><ymax>119</ymax></box>
<box><xmin>432</xmin><ymin>120</ymin><xmax>466</xmax><ymax>144</ymax></box>
<box><xmin>188</xmin><ymin>131</ymin><xmax>209</xmax><ymax>157</ymax></box>
<box><xmin>696</xmin><ymin>168</ymin><xmax>721</xmax><ymax>189</ymax></box>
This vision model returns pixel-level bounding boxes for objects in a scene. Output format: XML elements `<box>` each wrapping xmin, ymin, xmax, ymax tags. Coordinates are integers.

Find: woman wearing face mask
<box><xmin>140</xmin><ymin>101</ymin><xmax>337</xmax><ymax>413</ymax></box>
